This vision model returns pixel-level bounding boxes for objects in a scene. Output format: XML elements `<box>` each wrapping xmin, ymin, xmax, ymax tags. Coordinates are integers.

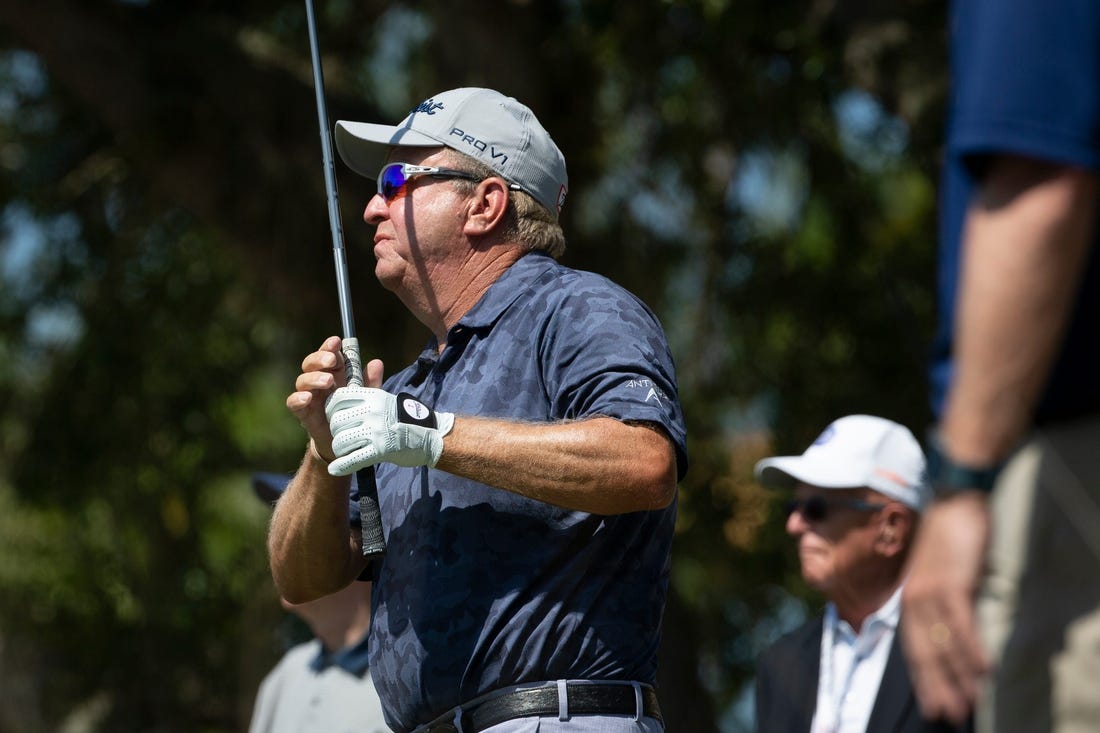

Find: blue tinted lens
<box><xmin>378</xmin><ymin>164</ymin><xmax>408</xmax><ymax>201</ymax></box>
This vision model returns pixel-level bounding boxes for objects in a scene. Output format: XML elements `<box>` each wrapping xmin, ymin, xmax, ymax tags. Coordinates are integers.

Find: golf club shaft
<box><xmin>304</xmin><ymin>0</ymin><xmax>362</xmax><ymax>388</ymax></box>
<box><xmin>304</xmin><ymin>0</ymin><xmax>385</xmax><ymax>558</ymax></box>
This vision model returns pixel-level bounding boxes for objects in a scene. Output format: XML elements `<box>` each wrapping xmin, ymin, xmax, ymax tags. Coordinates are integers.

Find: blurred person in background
<box><xmin>753</xmin><ymin>415</ymin><xmax>968</xmax><ymax>732</ymax></box>
<box><xmin>249</xmin><ymin>473</ymin><xmax>388</xmax><ymax>733</ymax></box>
<box><xmin>902</xmin><ymin>2</ymin><xmax>1100</xmax><ymax>731</ymax></box>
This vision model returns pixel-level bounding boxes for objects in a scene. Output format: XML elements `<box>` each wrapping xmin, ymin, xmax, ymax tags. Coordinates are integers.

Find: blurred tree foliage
<box><xmin>0</xmin><ymin>1</ymin><xmax>947</xmax><ymax>731</ymax></box>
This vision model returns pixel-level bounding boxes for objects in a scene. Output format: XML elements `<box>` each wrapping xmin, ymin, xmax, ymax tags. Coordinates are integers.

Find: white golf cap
<box><xmin>335</xmin><ymin>87</ymin><xmax>569</xmax><ymax>218</ymax></box>
<box><xmin>754</xmin><ymin>415</ymin><xmax>929</xmax><ymax>511</ymax></box>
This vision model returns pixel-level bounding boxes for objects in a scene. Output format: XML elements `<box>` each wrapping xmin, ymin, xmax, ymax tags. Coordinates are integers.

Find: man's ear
<box><xmin>463</xmin><ymin>177</ymin><xmax>510</xmax><ymax>236</ymax></box>
<box><xmin>877</xmin><ymin>505</ymin><xmax>914</xmax><ymax>557</ymax></box>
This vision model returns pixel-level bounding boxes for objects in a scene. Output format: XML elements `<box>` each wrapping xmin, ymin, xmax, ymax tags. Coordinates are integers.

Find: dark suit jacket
<box><xmin>754</xmin><ymin>613</ymin><xmax>971</xmax><ymax>733</ymax></box>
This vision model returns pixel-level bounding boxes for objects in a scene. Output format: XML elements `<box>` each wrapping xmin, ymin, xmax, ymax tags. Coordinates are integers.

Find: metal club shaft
<box><xmin>304</xmin><ymin>0</ymin><xmax>363</xmax><ymax>388</ymax></box>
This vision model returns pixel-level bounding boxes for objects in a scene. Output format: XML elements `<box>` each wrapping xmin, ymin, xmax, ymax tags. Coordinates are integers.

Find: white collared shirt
<box><xmin>809</xmin><ymin>586</ymin><xmax>902</xmax><ymax>733</ymax></box>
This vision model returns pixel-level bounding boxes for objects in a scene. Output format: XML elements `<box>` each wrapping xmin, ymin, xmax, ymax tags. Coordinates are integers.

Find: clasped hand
<box><xmin>325</xmin><ymin>386</ymin><xmax>455</xmax><ymax>476</ymax></box>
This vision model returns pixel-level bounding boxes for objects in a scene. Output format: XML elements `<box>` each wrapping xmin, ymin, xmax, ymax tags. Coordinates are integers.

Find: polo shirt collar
<box><xmin>452</xmin><ymin>252</ymin><xmax>557</xmax><ymax>332</ymax></box>
<box><xmin>413</xmin><ymin>253</ymin><xmax>558</xmax><ymax>382</ymax></box>
<box><xmin>309</xmin><ymin>632</ymin><xmax>371</xmax><ymax>677</ymax></box>
<box><xmin>827</xmin><ymin>585</ymin><xmax>903</xmax><ymax>644</ymax></box>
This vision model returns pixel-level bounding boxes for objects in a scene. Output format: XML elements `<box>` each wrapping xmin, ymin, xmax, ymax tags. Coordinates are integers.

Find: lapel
<box><xmin>757</xmin><ymin>614</ymin><xmax>824</xmax><ymax>733</ymax></box>
<box><xmin>864</xmin><ymin>623</ymin><xmax>917</xmax><ymax>733</ymax></box>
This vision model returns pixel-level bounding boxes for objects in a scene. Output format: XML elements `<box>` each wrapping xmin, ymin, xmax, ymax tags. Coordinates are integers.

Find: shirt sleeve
<box><xmin>539</xmin><ymin>278</ymin><xmax>689</xmax><ymax>480</ymax></box>
<box><xmin>951</xmin><ymin>0</ymin><xmax>1100</xmax><ymax>171</ymax></box>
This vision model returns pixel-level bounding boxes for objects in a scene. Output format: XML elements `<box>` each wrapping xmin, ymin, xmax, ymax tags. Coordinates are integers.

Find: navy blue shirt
<box><xmin>353</xmin><ymin>252</ymin><xmax>688</xmax><ymax>731</ymax></box>
<box><xmin>930</xmin><ymin>0</ymin><xmax>1100</xmax><ymax>422</ymax></box>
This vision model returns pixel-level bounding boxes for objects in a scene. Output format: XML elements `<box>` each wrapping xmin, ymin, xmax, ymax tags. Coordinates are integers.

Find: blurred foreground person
<box><xmin>753</xmin><ymin>416</ymin><xmax>968</xmax><ymax>733</ymax></box>
<box><xmin>903</xmin><ymin>2</ymin><xmax>1100</xmax><ymax>731</ymax></box>
<box><xmin>249</xmin><ymin>473</ymin><xmax>388</xmax><ymax>733</ymax></box>
<box><xmin>269</xmin><ymin>88</ymin><xmax>687</xmax><ymax>732</ymax></box>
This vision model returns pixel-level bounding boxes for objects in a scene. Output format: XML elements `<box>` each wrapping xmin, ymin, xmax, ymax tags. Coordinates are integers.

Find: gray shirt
<box><xmin>249</xmin><ymin>638</ymin><xmax>389</xmax><ymax>733</ymax></box>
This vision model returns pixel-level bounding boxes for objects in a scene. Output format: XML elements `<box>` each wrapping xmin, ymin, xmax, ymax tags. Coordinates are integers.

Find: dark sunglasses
<box><xmin>376</xmin><ymin>162</ymin><xmax>482</xmax><ymax>203</ymax></box>
<box><xmin>784</xmin><ymin>495</ymin><xmax>887</xmax><ymax>522</ymax></box>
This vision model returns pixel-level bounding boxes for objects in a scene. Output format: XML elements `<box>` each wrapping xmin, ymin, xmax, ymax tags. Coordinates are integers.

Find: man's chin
<box><xmin>799</xmin><ymin>562</ymin><xmax>831</xmax><ymax>593</ymax></box>
<box><xmin>374</xmin><ymin>264</ymin><xmax>403</xmax><ymax>292</ymax></box>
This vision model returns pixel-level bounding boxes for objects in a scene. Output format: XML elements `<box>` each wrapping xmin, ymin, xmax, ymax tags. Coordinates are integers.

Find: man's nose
<box><xmin>786</xmin><ymin>507</ymin><xmax>809</xmax><ymax>537</ymax></box>
<box><xmin>364</xmin><ymin>193</ymin><xmax>387</xmax><ymax>225</ymax></box>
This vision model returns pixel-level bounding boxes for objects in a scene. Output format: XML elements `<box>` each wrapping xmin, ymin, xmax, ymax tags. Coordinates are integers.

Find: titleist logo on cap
<box><xmin>410</xmin><ymin>99</ymin><xmax>444</xmax><ymax>115</ymax></box>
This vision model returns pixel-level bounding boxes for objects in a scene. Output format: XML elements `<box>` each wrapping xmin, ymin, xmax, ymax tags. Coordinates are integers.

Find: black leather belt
<box><xmin>426</xmin><ymin>683</ymin><xmax>662</xmax><ymax>732</ymax></box>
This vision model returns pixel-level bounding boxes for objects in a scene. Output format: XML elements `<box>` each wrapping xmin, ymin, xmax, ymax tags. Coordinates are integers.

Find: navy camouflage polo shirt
<box><xmin>353</xmin><ymin>252</ymin><xmax>688</xmax><ymax>732</ymax></box>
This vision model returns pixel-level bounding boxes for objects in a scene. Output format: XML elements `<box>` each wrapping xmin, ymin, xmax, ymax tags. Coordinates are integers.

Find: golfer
<box><xmin>268</xmin><ymin>87</ymin><xmax>688</xmax><ymax>733</ymax></box>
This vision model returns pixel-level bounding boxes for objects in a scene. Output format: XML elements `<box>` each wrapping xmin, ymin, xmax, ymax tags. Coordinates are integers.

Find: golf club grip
<box><xmin>359</xmin><ymin>470</ymin><xmax>386</xmax><ymax>558</ymax></box>
<box><xmin>341</xmin><ymin>337</ymin><xmax>364</xmax><ymax>388</ymax></box>
<box><xmin>338</xmin><ymin>337</ymin><xmax>384</xmax><ymax>557</ymax></box>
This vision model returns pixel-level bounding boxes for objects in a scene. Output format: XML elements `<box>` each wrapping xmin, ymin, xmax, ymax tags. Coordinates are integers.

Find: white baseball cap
<box><xmin>753</xmin><ymin>415</ymin><xmax>929</xmax><ymax>511</ymax></box>
<box><xmin>335</xmin><ymin>87</ymin><xmax>569</xmax><ymax>218</ymax></box>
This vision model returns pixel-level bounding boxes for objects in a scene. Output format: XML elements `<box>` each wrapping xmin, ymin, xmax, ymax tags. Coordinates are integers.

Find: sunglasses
<box><xmin>376</xmin><ymin>162</ymin><xmax>482</xmax><ymax>203</ymax></box>
<box><xmin>784</xmin><ymin>495</ymin><xmax>887</xmax><ymax>522</ymax></box>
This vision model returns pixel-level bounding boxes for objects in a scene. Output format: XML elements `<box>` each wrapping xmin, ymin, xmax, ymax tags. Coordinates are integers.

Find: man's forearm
<box><xmin>435</xmin><ymin>416</ymin><xmax>678</xmax><ymax>514</ymax></box>
<box><xmin>941</xmin><ymin>157</ymin><xmax>1098</xmax><ymax>465</ymax></box>
<box><xmin>267</xmin><ymin>449</ymin><xmax>365</xmax><ymax>603</ymax></box>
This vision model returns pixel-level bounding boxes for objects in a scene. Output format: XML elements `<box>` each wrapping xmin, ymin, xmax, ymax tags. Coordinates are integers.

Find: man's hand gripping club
<box><xmin>288</xmin><ymin>337</ymin><xmax>454</xmax><ymax>475</ymax></box>
<box><xmin>327</xmin><ymin>386</ymin><xmax>454</xmax><ymax>474</ymax></box>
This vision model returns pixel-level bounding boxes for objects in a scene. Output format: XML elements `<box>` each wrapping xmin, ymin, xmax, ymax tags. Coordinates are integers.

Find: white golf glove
<box><xmin>325</xmin><ymin>387</ymin><xmax>455</xmax><ymax>476</ymax></box>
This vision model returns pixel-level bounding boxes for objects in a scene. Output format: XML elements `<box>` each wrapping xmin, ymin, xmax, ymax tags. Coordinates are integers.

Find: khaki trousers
<box><xmin>977</xmin><ymin>415</ymin><xmax>1100</xmax><ymax>733</ymax></box>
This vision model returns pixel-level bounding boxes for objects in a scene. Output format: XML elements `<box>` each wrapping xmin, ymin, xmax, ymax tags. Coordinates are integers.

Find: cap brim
<box><xmin>251</xmin><ymin>472</ymin><xmax>293</xmax><ymax>504</ymax></box>
<box><xmin>334</xmin><ymin>121</ymin><xmax>444</xmax><ymax>178</ymax></box>
<box><xmin>754</xmin><ymin>456</ymin><xmax>867</xmax><ymax>491</ymax></box>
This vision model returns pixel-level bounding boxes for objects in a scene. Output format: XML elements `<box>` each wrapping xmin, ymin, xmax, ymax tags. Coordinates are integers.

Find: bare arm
<box><xmin>268</xmin><ymin>337</ymin><xmax>379</xmax><ymax>603</ymax></box>
<box><xmin>940</xmin><ymin>155</ymin><xmax>1098</xmax><ymax>463</ymax></box>
<box><xmin>436</xmin><ymin>416</ymin><xmax>678</xmax><ymax>515</ymax></box>
<box><xmin>267</xmin><ymin>451</ymin><xmax>366</xmax><ymax>604</ymax></box>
